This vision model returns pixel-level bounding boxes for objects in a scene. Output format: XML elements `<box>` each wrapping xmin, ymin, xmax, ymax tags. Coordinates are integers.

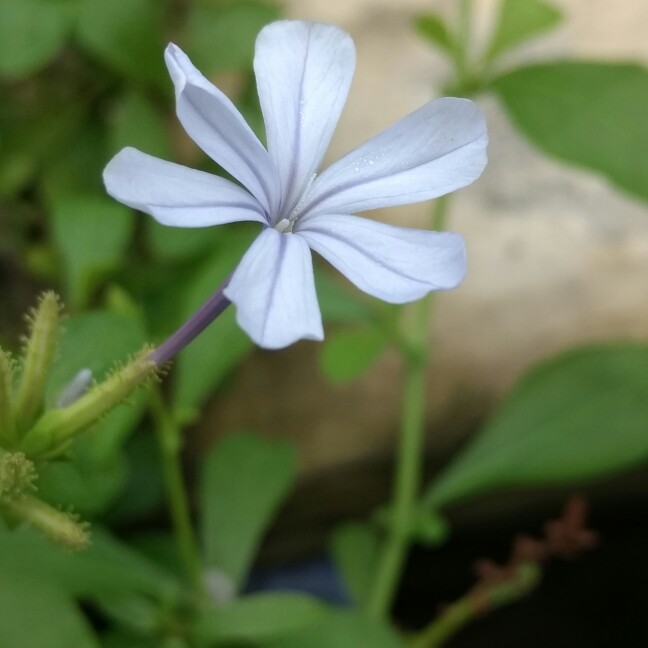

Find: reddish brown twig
<box><xmin>412</xmin><ymin>496</ymin><xmax>598</xmax><ymax>648</ymax></box>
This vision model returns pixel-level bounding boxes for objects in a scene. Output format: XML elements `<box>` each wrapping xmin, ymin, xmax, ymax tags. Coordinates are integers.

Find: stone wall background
<box><xmin>198</xmin><ymin>1</ymin><xmax>648</xmax><ymax>480</ymax></box>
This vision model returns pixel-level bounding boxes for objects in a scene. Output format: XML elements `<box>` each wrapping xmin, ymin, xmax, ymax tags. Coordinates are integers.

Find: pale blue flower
<box><xmin>104</xmin><ymin>21</ymin><xmax>487</xmax><ymax>350</ymax></box>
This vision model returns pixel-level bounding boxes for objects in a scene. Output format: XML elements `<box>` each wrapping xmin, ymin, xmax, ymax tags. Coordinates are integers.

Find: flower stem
<box><xmin>149</xmin><ymin>388</ymin><xmax>203</xmax><ymax>596</ymax></box>
<box><xmin>455</xmin><ymin>0</ymin><xmax>474</xmax><ymax>83</ymax></box>
<box><xmin>149</xmin><ymin>278</ymin><xmax>232</xmax><ymax>366</ymax></box>
<box><xmin>410</xmin><ymin>563</ymin><xmax>541</xmax><ymax>648</ymax></box>
<box><xmin>368</xmin><ymin>197</ymin><xmax>450</xmax><ymax>618</ymax></box>
<box><xmin>368</xmin><ymin>342</ymin><xmax>427</xmax><ymax>617</ymax></box>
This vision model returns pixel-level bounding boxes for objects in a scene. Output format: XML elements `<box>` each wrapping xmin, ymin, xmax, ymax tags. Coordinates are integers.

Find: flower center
<box><xmin>273</xmin><ymin>172</ymin><xmax>317</xmax><ymax>232</ymax></box>
<box><xmin>274</xmin><ymin>218</ymin><xmax>293</xmax><ymax>233</ymax></box>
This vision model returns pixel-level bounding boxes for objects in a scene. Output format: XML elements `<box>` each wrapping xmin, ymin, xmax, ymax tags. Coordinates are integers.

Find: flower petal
<box><xmin>301</xmin><ymin>98</ymin><xmax>487</xmax><ymax>218</ymax></box>
<box><xmin>296</xmin><ymin>214</ymin><xmax>466</xmax><ymax>302</ymax></box>
<box><xmin>224</xmin><ymin>228</ymin><xmax>323</xmax><ymax>349</ymax></box>
<box><xmin>103</xmin><ymin>147</ymin><xmax>267</xmax><ymax>227</ymax></box>
<box><xmin>165</xmin><ymin>43</ymin><xmax>279</xmax><ymax>214</ymax></box>
<box><xmin>254</xmin><ymin>21</ymin><xmax>355</xmax><ymax>219</ymax></box>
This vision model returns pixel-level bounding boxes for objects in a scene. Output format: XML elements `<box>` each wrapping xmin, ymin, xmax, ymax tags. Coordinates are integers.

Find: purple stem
<box><xmin>148</xmin><ymin>276</ymin><xmax>232</xmax><ymax>366</ymax></box>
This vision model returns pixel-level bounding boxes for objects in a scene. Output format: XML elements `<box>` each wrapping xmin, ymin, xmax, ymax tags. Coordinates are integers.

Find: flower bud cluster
<box><xmin>0</xmin><ymin>293</ymin><xmax>159</xmax><ymax>549</ymax></box>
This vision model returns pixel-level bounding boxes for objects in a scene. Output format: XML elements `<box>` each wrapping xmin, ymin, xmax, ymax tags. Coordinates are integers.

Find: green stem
<box><xmin>411</xmin><ymin>563</ymin><xmax>541</xmax><ymax>648</ymax></box>
<box><xmin>367</xmin><ymin>197</ymin><xmax>450</xmax><ymax>618</ymax></box>
<box><xmin>150</xmin><ymin>388</ymin><xmax>203</xmax><ymax>596</ymax></box>
<box><xmin>454</xmin><ymin>0</ymin><xmax>474</xmax><ymax>85</ymax></box>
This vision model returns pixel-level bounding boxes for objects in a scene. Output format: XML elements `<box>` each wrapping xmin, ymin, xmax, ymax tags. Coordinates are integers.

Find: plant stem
<box><xmin>411</xmin><ymin>563</ymin><xmax>541</xmax><ymax>648</ymax></box>
<box><xmin>455</xmin><ymin>0</ymin><xmax>474</xmax><ymax>83</ymax></box>
<box><xmin>150</xmin><ymin>388</ymin><xmax>203</xmax><ymax>596</ymax></box>
<box><xmin>368</xmin><ymin>342</ymin><xmax>427</xmax><ymax>617</ymax></box>
<box><xmin>367</xmin><ymin>197</ymin><xmax>450</xmax><ymax>618</ymax></box>
<box><xmin>149</xmin><ymin>277</ymin><xmax>231</xmax><ymax>366</ymax></box>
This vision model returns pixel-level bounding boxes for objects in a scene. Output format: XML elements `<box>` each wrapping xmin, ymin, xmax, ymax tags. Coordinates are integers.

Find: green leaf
<box><xmin>101</xmin><ymin>630</ymin><xmax>160</xmax><ymax>648</ymax></box>
<box><xmin>200</xmin><ymin>431</ymin><xmax>296</xmax><ymax>590</ymax></box>
<box><xmin>486</xmin><ymin>0</ymin><xmax>562</xmax><ymax>61</ymax></box>
<box><xmin>0</xmin><ymin>0</ymin><xmax>71</xmax><ymax>78</ymax></box>
<box><xmin>50</xmin><ymin>194</ymin><xmax>134</xmax><ymax>306</ymax></box>
<box><xmin>314</xmin><ymin>268</ymin><xmax>374</xmax><ymax>324</ymax></box>
<box><xmin>101</xmin><ymin>632</ymin><xmax>187</xmax><ymax>648</ymax></box>
<box><xmin>147</xmin><ymin>220</ymin><xmax>224</xmax><ymax>262</ymax></box>
<box><xmin>262</xmin><ymin>610</ymin><xmax>405</xmax><ymax>648</ymax></box>
<box><xmin>185</xmin><ymin>1</ymin><xmax>281</xmax><ymax>73</ymax></box>
<box><xmin>491</xmin><ymin>62</ymin><xmax>648</xmax><ymax>205</ymax></box>
<box><xmin>414</xmin><ymin>13</ymin><xmax>456</xmax><ymax>55</ymax></box>
<box><xmin>173</xmin><ymin>226</ymin><xmax>257</xmax><ymax>410</ymax></box>
<box><xmin>330</xmin><ymin>523</ymin><xmax>380</xmax><ymax>606</ymax></box>
<box><xmin>45</xmin><ymin>309</ymin><xmax>147</xmax><ymax>388</ymax></box>
<box><xmin>0</xmin><ymin>526</ymin><xmax>182</xmax><ymax>601</ymax></box>
<box><xmin>193</xmin><ymin>593</ymin><xmax>327</xmax><ymax>644</ymax></box>
<box><xmin>0</xmin><ymin>101</ymin><xmax>81</xmax><ymax>198</ymax></box>
<box><xmin>38</xmin><ymin>452</ymin><xmax>128</xmax><ymax>517</ymax></box>
<box><xmin>76</xmin><ymin>0</ymin><xmax>166</xmax><ymax>87</ymax></box>
<box><xmin>128</xmin><ymin>532</ymin><xmax>184</xmax><ymax>583</ymax></box>
<box><xmin>40</xmin><ymin>311</ymin><xmax>148</xmax><ymax>512</ymax></box>
<box><xmin>409</xmin><ymin>508</ymin><xmax>450</xmax><ymax>545</ymax></box>
<box><xmin>425</xmin><ymin>343</ymin><xmax>648</xmax><ymax>509</ymax></box>
<box><xmin>41</xmin><ymin>120</ymin><xmax>108</xmax><ymax>203</ymax></box>
<box><xmin>106</xmin><ymin>433</ymin><xmax>166</xmax><ymax>527</ymax></box>
<box><xmin>320</xmin><ymin>328</ymin><xmax>388</xmax><ymax>384</ymax></box>
<box><xmin>46</xmin><ymin>310</ymin><xmax>147</xmax><ymax>449</ymax></box>
<box><xmin>109</xmin><ymin>91</ymin><xmax>171</xmax><ymax>159</ymax></box>
<box><xmin>0</xmin><ymin>576</ymin><xmax>99</xmax><ymax>648</ymax></box>
<box><xmin>95</xmin><ymin>593</ymin><xmax>159</xmax><ymax>635</ymax></box>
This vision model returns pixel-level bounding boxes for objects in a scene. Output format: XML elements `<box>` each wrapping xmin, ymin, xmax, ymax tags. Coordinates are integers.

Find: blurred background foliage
<box><xmin>2</xmin><ymin>0</ymin><xmax>648</xmax><ymax>646</ymax></box>
<box><xmin>0</xmin><ymin>0</ymin><xmax>291</xmax><ymax>521</ymax></box>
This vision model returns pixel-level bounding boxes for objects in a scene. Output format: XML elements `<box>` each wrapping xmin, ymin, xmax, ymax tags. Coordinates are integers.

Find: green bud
<box><xmin>0</xmin><ymin>350</ymin><xmax>16</xmax><ymax>447</ymax></box>
<box><xmin>15</xmin><ymin>292</ymin><xmax>62</xmax><ymax>432</ymax></box>
<box><xmin>0</xmin><ymin>452</ymin><xmax>37</xmax><ymax>498</ymax></box>
<box><xmin>21</xmin><ymin>348</ymin><xmax>157</xmax><ymax>458</ymax></box>
<box><xmin>3</xmin><ymin>495</ymin><xmax>90</xmax><ymax>550</ymax></box>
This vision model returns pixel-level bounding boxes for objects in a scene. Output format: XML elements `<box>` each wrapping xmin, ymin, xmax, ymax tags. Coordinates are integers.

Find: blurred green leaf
<box><xmin>46</xmin><ymin>310</ymin><xmax>146</xmax><ymax>407</ymax></box>
<box><xmin>0</xmin><ymin>526</ymin><xmax>182</xmax><ymax>601</ymax></box>
<box><xmin>96</xmin><ymin>593</ymin><xmax>160</xmax><ymax>635</ymax></box>
<box><xmin>330</xmin><ymin>523</ymin><xmax>380</xmax><ymax>606</ymax></box>
<box><xmin>51</xmin><ymin>194</ymin><xmax>134</xmax><ymax>306</ymax></box>
<box><xmin>425</xmin><ymin>343</ymin><xmax>648</xmax><ymax>509</ymax></box>
<box><xmin>0</xmin><ymin>0</ymin><xmax>71</xmax><ymax>78</ymax></box>
<box><xmin>491</xmin><ymin>62</ymin><xmax>648</xmax><ymax>205</ymax></box>
<box><xmin>374</xmin><ymin>504</ymin><xmax>450</xmax><ymax>547</ymax></box>
<box><xmin>41</xmin><ymin>120</ymin><xmax>108</xmax><ymax>203</ymax></box>
<box><xmin>186</xmin><ymin>1</ymin><xmax>281</xmax><ymax>73</ymax></box>
<box><xmin>106</xmin><ymin>433</ymin><xmax>166</xmax><ymax>527</ymax></box>
<box><xmin>0</xmin><ymin>576</ymin><xmax>99</xmax><ymax>648</ymax></box>
<box><xmin>0</xmin><ymin>103</ymin><xmax>81</xmax><ymax>198</ymax></box>
<box><xmin>147</xmin><ymin>221</ymin><xmax>224</xmax><ymax>262</ymax></box>
<box><xmin>414</xmin><ymin>13</ymin><xmax>456</xmax><ymax>55</ymax></box>
<box><xmin>486</xmin><ymin>0</ymin><xmax>562</xmax><ymax>61</ymax></box>
<box><xmin>200</xmin><ymin>431</ymin><xmax>296</xmax><ymax>590</ymax></box>
<box><xmin>76</xmin><ymin>0</ymin><xmax>166</xmax><ymax>87</ymax></box>
<box><xmin>193</xmin><ymin>593</ymin><xmax>327</xmax><ymax>644</ymax></box>
<box><xmin>101</xmin><ymin>630</ymin><xmax>161</xmax><ymax>648</ymax></box>
<box><xmin>38</xmin><ymin>452</ymin><xmax>128</xmax><ymax>517</ymax></box>
<box><xmin>174</xmin><ymin>226</ymin><xmax>257</xmax><ymax>410</ymax></box>
<box><xmin>320</xmin><ymin>328</ymin><xmax>388</xmax><ymax>384</ymax></box>
<box><xmin>409</xmin><ymin>507</ymin><xmax>450</xmax><ymax>545</ymax></box>
<box><xmin>263</xmin><ymin>610</ymin><xmax>404</xmax><ymax>648</ymax></box>
<box><xmin>314</xmin><ymin>268</ymin><xmax>374</xmax><ymax>324</ymax></box>
<box><xmin>109</xmin><ymin>91</ymin><xmax>171</xmax><ymax>159</ymax></box>
<box><xmin>128</xmin><ymin>532</ymin><xmax>184</xmax><ymax>583</ymax></box>
<box><xmin>42</xmin><ymin>311</ymin><xmax>147</xmax><ymax>513</ymax></box>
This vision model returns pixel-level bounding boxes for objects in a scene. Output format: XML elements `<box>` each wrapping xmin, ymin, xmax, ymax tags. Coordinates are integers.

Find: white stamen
<box><xmin>274</xmin><ymin>218</ymin><xmax>293</xmax><ymax>233</ymax></box>
<box><xmin>289</xmin><ymin>173</ymin><xmax>317</xmax><ymax>221</ymax></box>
